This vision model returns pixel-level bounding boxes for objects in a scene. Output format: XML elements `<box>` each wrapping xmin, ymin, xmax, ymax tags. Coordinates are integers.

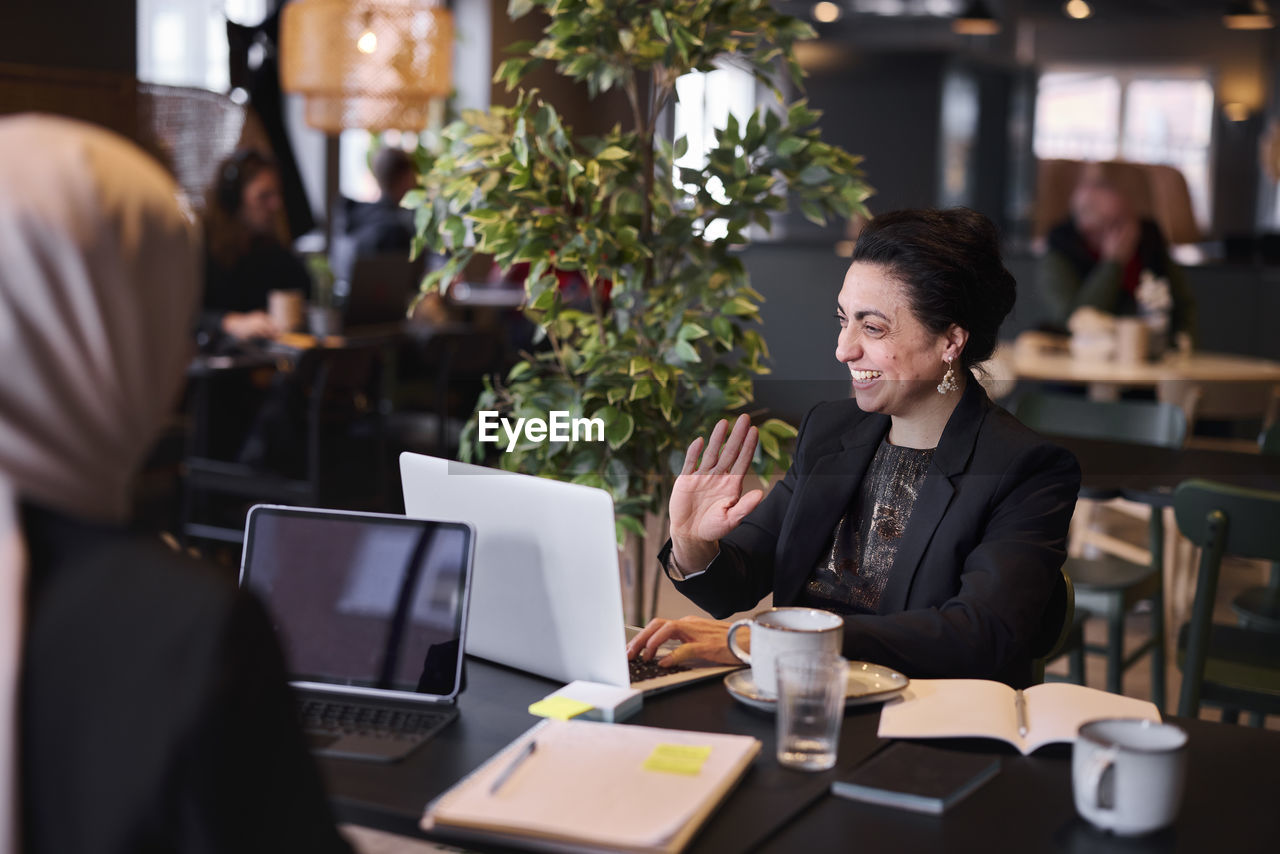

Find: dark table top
<box><xmin>757</xmin><ymin>715</ymin><xmax>1280</xmax><ymax>854</ymax></box>
<box><xmin>321</xmin><ymin>658</ymin><xmax>1280</xmax><ymax>853</ymax></box>
<box><xmin>1048</xmin><ymin>435</ymin><xmax>1280</xmax><ymax>506</ymax></box>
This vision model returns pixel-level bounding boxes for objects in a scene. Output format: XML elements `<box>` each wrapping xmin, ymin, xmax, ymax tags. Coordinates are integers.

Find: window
<box><xmin>1034</xmin><ymin>70</ymin><xmax>1215</xmax><ymax>230</ymax></box>
<box><xmin>137</xmin><ymin>0</ymin><xmax>268</xmax><ymax>91</ymax></box>
<box><xmin>672</xmin><ymin>65</ymin><xmax>758</xmax><ymax>241</ymax></box>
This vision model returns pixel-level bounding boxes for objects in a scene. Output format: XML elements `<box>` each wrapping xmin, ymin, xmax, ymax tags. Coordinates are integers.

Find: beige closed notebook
<box><xmin>422</xmin><ymin>719</ymin><xmax>761</xmax><ymax>854</ymax></box>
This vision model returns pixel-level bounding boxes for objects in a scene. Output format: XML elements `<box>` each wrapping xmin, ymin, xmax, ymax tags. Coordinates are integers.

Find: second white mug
<box><xmin>1073</xmin><ymin>718</ymin><xmax>1188</xmax><ymax>836</ymax></box>
<box><xmin>727</xmin><ymin>607</ymin><xmax>843</xmax><ymax>697</ymax></box>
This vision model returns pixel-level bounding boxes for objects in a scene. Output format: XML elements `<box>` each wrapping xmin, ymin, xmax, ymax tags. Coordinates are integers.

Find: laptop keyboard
<box><xmin>629</xmin><ymin>656</ymin><xmax>692</xmax><ymax>684</ymax></box>
<box><xmin>297</xmin><ymin>698</ymin><xmax>453</xmax><ymax>741</ymax></box>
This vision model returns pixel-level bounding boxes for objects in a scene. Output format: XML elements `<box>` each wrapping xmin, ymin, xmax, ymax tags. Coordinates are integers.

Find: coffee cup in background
<box><xmin>1115</xmin><ymin>318</ymin><xmax>1149</xmax><ymax>365</ymax></box>
<box><xmin>268</xmin><ymin>289</ymin><xmax>305</xmax><ymax>334</ymax></box>
<box><xmin>726</xmin><ymin>607</ymin><xmax>842</xmax><ymax>697</ymax></box>
<box><xmin>1073</xmin><ymin>718</ymin><xmax>1187</xmax><ymax>836</ymax></box>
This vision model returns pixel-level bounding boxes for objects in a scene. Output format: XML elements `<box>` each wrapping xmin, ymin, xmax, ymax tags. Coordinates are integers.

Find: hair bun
<box><xmin>851</xmin><ymin>207</ymin><xmax>1016</xmax><ymax>369</ymax></box>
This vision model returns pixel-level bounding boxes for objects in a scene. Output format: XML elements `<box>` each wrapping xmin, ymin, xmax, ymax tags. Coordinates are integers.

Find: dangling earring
<box><xmin>936</xmin><ymin>357</ymin><xmax>958</xmax><ymax>394</ymax></box>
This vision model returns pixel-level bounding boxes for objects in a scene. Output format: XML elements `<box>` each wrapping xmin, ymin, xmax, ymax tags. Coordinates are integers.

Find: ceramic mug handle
<box><xmin>726</xmin><ymin>619</ymin><xmax>752</xmax><ymax>664</ymax></box>
<box><xmin>1083</xmin><ymin>747</ymin><xmax>1118</xmax><ymax>811</ymax></box>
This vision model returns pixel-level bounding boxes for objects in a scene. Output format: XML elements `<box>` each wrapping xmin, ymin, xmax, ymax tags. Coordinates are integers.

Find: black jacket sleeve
<box><xmin>660</xmin><ymin>403</ymin><xmax>826</xmax><ymax>616</ymax></box>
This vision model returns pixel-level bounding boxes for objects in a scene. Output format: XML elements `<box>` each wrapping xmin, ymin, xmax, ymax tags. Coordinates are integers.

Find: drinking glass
<box><xmin>775</xmin><ymin>651</ymin><xmax>846</xmax><ymax>771</ymax></box>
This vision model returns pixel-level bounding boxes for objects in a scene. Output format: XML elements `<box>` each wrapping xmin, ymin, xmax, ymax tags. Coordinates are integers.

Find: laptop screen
<box><xmin>241</xmin><ymin>506</ymin><xmax>473</xmax><ymax>700</ymax></box>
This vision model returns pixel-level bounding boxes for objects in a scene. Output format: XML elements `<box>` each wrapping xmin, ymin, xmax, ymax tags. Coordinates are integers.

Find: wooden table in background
<box><xmin>1003</xmin><ymin>340</ymin><xmax>1280</xmax><ymax>414</ymax></box>
<box><xmin>1008</xmin><ymin>343</ymin><xmax>1280</xmax><ymax>401</ymax></box>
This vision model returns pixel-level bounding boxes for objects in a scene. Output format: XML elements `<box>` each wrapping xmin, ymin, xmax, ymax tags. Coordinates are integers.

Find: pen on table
<box><xmin>489</xmin><ymin>739</ymin><xmax>537</xmax><ymax>795</ymax></box>
<box><xmin>1015</xmin><ymin>689</ymin><xmax>1028</xmax><ymax>738</ymax></box>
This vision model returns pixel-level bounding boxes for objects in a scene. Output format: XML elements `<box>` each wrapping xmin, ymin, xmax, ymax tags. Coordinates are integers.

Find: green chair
<box><xmin>1262</xmin><ymin>422</ymin><xmax>1280</xmax><ymax>456</ymax></box>
<box><xmin>1228</xmin><ymin>422</ymin><xmax>1280</xmax><ymax>633</ymax></box>
<box><xmin>1014</xmin><ymin>392</ymin><xmax>1187</xmax><ymax>448</ymax></box>
<box><xmin>1014</xmin><ymin>392</ymin><xmax>1188</xmax><ymax>710</ymax></box>
<box><xmin>1031</xmin><ymin>566</ymin><xmax>1076</xmax><ymax>685</ymax></box>
<box><xmin>1173</xmin><ymin>480</ymin><xmax>1280</xmax><ymax>721</ymax></box>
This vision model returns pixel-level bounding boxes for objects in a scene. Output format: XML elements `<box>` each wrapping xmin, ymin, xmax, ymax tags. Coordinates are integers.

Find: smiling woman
<box><xmin>628</xmin><ymin>208</ymin><xmax>1081</xmax><ymax>689</ymax></box>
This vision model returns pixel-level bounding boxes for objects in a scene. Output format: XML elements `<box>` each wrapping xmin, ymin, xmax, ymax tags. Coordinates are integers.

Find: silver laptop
<box><xmin>240</xmin><ymin>505</ymin><xmax>475</xmax><ymax>761</ymax></box>
<box><xmin>398</xmin><ymin>453</ymin><xmax>739</xmax><ymax>693</ymax></box>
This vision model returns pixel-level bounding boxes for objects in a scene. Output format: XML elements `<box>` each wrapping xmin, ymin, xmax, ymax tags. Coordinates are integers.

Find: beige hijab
<box><xmin>0</xmin><ymin>114</ymin><xmax>201</xmax><ymax>852</ymax></box>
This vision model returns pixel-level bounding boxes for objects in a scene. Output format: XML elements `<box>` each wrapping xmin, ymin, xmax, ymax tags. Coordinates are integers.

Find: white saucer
<box><xmin>724</xmin><ymin>661</ymin><xmax>909</xmax><ymax>712</ymax></box>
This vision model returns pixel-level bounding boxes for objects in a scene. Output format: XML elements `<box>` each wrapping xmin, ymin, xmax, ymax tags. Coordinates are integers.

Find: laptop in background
<box><xmin>240</xmin><ymin>505</ymin><xmax>475</xmax><ymax>762</ymax></box>
<box><xmin>338</xmin><ymin>254</ymin><xmax>419</xmax><ymax>329</ymax></box>
<box><xmin>398</xmin><ymin>453</ymin><xmax>740</xmax><ymax>694</ymax></box>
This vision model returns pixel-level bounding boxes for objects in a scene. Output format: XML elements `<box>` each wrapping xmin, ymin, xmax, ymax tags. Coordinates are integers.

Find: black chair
<box><xmin>1015</xmin><ymin>392</ymin><xmax>1187</xmax><ymax>709</ymax></box>
<box><xmin>1173</xmin><ymin>480</ymin><xmax>1280</xmax><ymax>722</ymax></box>
<box><xmin>1031</xmin><ymin>566</ymin><xmax>1076</xmax><ymax>685</ymax></box>
<box><xmin>386</xmin><ymin>325</ymin><xmax>505</xmax><ymax>460</ymax></box>
<box><xmin>1231</xmin><ymin>422</ymin><xmax>1280</xmax><ymax>632</ymax></box>
<box><xmin>1262</xmin><ymin>421</ymin><xmax>1280</xmax><ymax>456</ymax></box>
<box><xmin>181</xmin><ymin>341</ymin><xmax>387</xmax><ymax>545</ymax></box>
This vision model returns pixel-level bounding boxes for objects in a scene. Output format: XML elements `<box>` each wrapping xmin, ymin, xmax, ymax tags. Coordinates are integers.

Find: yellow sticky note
<box><xmin>643</xmin><ymin>743</ymin><xmax>713</xmax><ymax>776</ymax></box>
<box><xmin>527</xmin><ymin>696</ymin><xmax>594</xmax><ymax>720</ymax></box>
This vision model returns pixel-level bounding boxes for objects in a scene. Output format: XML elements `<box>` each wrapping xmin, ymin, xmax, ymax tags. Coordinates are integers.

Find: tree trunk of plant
<box><xmin>617</xmin><ymin>507</ymin><xmax>671</xmax><ymax>626</ymax></box>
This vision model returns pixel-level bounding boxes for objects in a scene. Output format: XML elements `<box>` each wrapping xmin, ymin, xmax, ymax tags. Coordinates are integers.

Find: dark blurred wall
<box><xmin>0</xmin><ymin>0</ymin><xmax>136</xmax><ymax>137</ymax></box>
<box><xmin>807</xmin><ymin>52</ymin><xmax>948</xmax><ymax>218</ymax></box>
<box><xmin>488</xmin><ymin>0</ymin><xmax>633</xmax><ymax>137</ymax></box>
<box><xmin>0</xmin><ymin>0</ymin><xmax>135</xmax><ymax>73</ymax></box>
<box><xmin>784</xmin><ymin>50</ymin><xmax>1027</xmax><ymax>243</ymax></box>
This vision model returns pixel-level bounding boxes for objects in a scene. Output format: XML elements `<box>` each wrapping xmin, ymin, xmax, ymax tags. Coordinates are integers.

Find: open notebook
<box><xmin>422</xmin><ymin>719</ymin><xmax>760</xmax><ymax>854</ymax></box>
<box><xmin>877</xmin><ymin>679</ymin><xmax>1161</xmax><ymax>755</ymax></box>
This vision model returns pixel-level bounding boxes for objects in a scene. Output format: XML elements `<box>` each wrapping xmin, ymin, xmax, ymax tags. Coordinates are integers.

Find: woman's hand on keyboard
<box><xmin>626</xmin><ymin>616</ymin><xmax>745</xmax><ymax>667</ymax></box>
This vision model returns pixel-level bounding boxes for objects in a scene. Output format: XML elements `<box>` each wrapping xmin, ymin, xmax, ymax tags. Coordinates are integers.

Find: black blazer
<box><xmin>666</xmin><ymin>377</ymin><xmax>1081</xmax><ymax>688</ymax></box>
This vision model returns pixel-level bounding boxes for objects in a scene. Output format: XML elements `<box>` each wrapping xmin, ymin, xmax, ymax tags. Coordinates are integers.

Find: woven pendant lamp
<box><xmin>280</xmin><ymin>0</ymin><xmax>453</xmax><ymax>132</ymax></box>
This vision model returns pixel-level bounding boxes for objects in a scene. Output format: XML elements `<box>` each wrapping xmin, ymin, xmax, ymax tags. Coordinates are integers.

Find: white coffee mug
<box><xmin>1073</xmin><ymin>718</ymin><xmax>1188</xmax><ymax>836</ymax></box>
<box><xmin>726</xmin><ymin>607</ymin><xmax>842</xmax><ymax>697</ymax></box>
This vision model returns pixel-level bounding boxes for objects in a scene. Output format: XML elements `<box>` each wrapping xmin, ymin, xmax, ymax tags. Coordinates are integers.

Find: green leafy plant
<box><xmin>304</xmin><ymin>253</ymin><xmax>335</xmax><ymax>309</ymax></box>
<box><xmin>408</xmin><ymin>0</ymin><xmax>871</xmax><ymax>542</ymax></box>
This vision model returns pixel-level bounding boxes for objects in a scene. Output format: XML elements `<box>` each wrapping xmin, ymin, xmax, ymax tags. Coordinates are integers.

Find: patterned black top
<box><xmin>798</xmin><ymin>438</ymin><xmax>934</xmax><ymax>615</ymax></box>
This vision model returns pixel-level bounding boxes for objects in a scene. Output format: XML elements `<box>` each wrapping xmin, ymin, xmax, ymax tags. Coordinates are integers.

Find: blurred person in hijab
<box><xmin>200</xmin><ymin>147</ymin><xmax>311</xmax><ymax>343</ymax></box>
<box><xmin>0</xmin><ymin>115</ymin><xmax>352</xmax><ymax>854</ymax></box>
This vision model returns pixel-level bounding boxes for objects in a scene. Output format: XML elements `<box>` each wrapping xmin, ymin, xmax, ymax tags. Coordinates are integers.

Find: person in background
<box><xmin>629</xmin><ymin>208</ymin><xmax>1081</xmax><ymax>689</ymax></box>
<box><xmin>333</xmin><ymin>145</ymin><xmax>418</xmax><ymax>269</ymax></box>
<box><xmin>201</xmin><ymin>147</ymin><xmax>311</xmax><ymax>342</ymax></box>
<box><xmin>0</xmin><ymin>115</ymin><xmax>352</xmax><ymax>854</ymax></box>
<box><xmin>1039</xmin><ymin>161</ymin><xmax>1196</xmax><ymax>343</ymax></box>
<box><xmin>330</xmin><ymin>144</ymin><xmax>453</xmax><ymax>326</ymax></box>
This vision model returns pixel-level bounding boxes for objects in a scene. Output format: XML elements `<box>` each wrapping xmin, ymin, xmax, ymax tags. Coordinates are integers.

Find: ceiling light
<box><xmin>281</xmin><ymin>0</ymin><xmax>454</xmax><ymax>132</ymax></box>
<box><xmin>1224</xmin><ymin>0</ymin><xmax>1274</xmax><ymax>29</ymax></box>
<box><xmin>953</xmin><ymin>0</ymin><xmax>1000</xmax><ymax>35</ymax></box>
<box><xmin>1224</xmin><ymin>102</ymin><xmax>1251</xmax><ymax>121</ymax></box>
<box><xmin>813</xmin><ymin>1</ymin><xmax>842</xmax><ymax>23</ymax></box>
<box><xmin>1064</xmin><ymin>0</ymin><xmax>1092</xmax><ymax>20</ymax></box>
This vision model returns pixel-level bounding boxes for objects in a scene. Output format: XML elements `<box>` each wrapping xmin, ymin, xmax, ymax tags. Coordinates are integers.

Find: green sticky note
<box><xmin>527</xmin><ymin>696</ymin><xmax>594</xmax><ymax>720</ymax></box>
<box><xmin>643</xmin><ymin>743</ymin><xmax>713</xmax><ymax>775</ymax></box>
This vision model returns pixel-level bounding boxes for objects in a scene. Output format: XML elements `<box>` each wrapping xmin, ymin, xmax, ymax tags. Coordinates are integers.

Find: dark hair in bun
<box><xmin>850</xmin><ymin>207</ymin><xmax>1016</xmax><ymax>370</ymax></box>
